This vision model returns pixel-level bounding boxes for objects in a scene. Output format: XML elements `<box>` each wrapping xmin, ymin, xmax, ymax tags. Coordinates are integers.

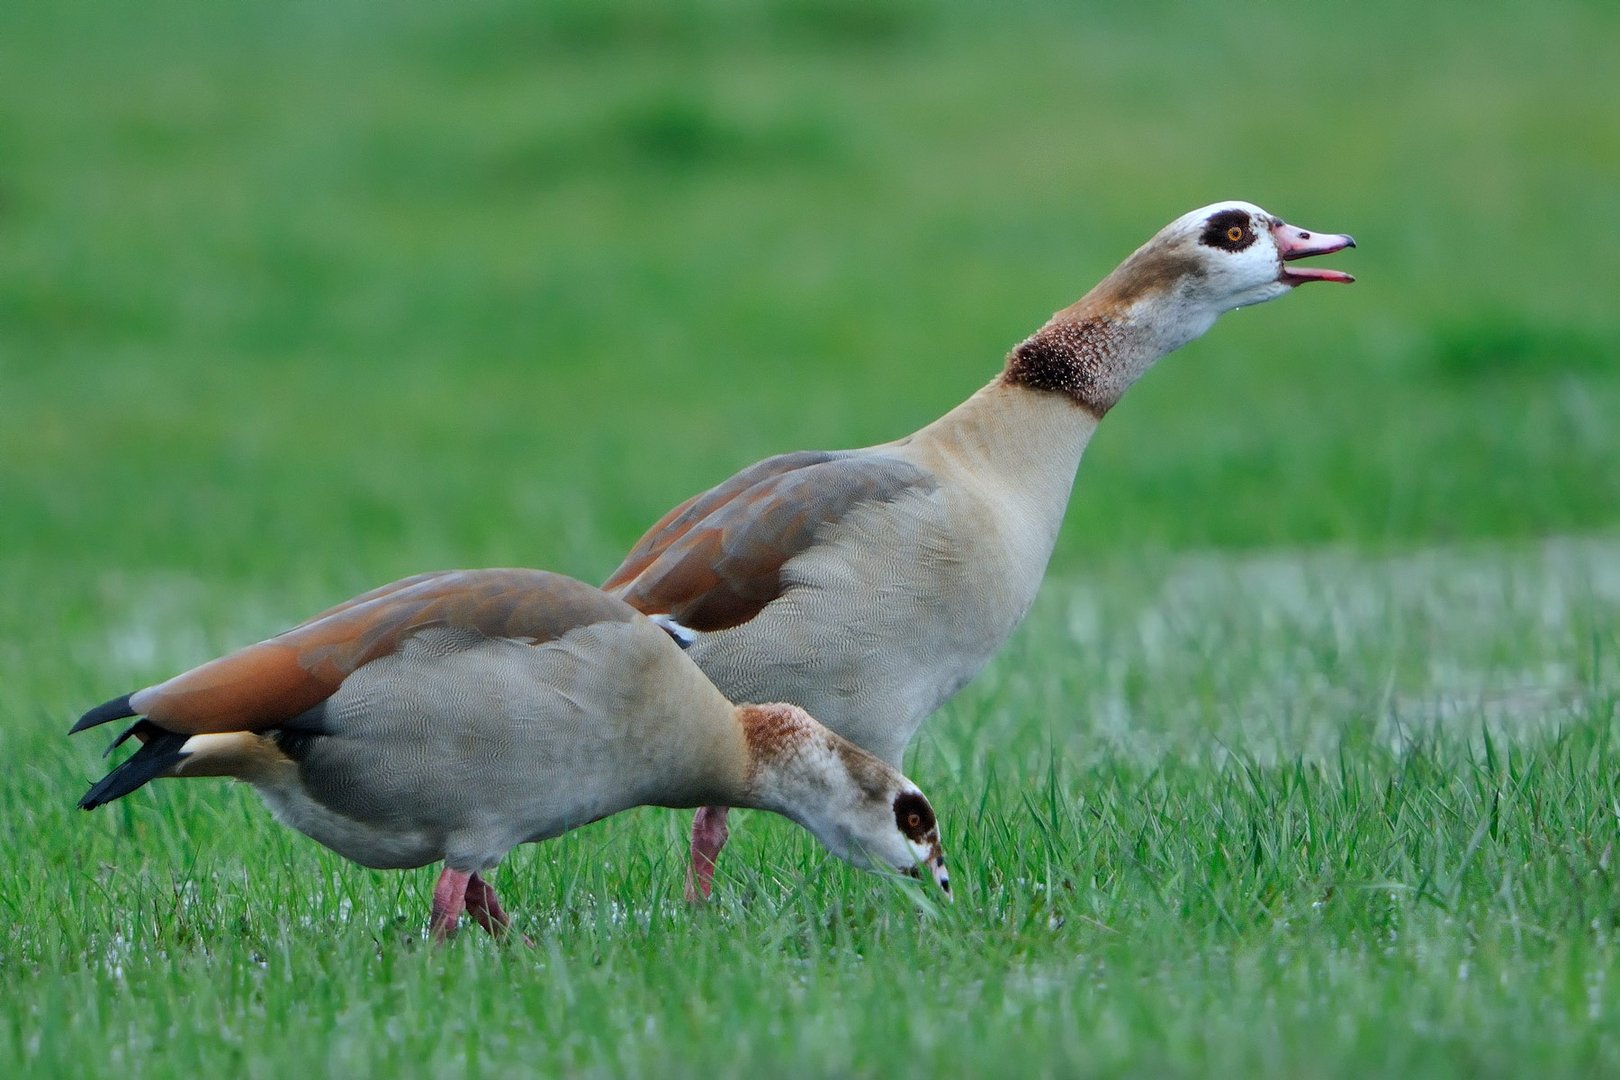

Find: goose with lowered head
<box><xmin>71</xmin><ymin>569</ymin><xmax>951</xmax><ymax>936</ymax></box>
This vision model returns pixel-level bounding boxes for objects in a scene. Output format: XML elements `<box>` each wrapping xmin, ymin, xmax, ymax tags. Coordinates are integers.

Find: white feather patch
<box><xmin>647</xmin><ymin>613</ymin><xmax>699</xmax><ymax>649</ymax></box>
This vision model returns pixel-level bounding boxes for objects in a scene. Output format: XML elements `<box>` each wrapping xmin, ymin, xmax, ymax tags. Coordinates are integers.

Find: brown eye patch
<box><xmin>1200</xmin><ymin>208</ymin><xmax>1257</xmax><ymax>252</ymax></box>
<box><xmin>893</xmin><ymin>792</ymin><xmax>935</xmax><ymax>841</ymax></box>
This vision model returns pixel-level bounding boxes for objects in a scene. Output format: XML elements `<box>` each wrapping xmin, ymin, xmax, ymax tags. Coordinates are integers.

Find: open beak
<box><xmin>1273</xmin><ymin>220</ymin><xmax>1356</xmax><ymax>285</ymax></box>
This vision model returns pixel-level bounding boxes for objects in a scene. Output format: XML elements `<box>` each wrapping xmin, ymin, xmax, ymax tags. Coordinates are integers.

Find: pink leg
<box><xmin>684</xmin><ymin>805</ymin><xmax>731</xmax><ymax>903</ymax></box>
<box><xmin>464</xmin><ymin>873</ymin><xmax>512</xmax><ymax>937</ymax></box>
<box><xmin>430</xmin><ymin>866</ymin><xmax>471</xmax><ymax>939</ymax></box>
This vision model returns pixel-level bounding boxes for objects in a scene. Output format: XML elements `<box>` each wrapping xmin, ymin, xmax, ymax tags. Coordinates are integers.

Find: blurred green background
<box><xmin>3</xmin><ymin>1</ymin><xmax>1620</xmax><ymax>1074</ymax></box>
<box><xmin>3</xmin><ymin>0</ymin><xmax>1617</xmax><ymax>608</ymax></box>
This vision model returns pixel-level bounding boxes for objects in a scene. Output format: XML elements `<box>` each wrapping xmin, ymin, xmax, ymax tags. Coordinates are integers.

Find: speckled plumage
<box><xmin>604</xmin><ymin>200</ymin><xmax>1356</xmax><ymax>896</ymax></box>
<box><xmin>1001</xmin><ymin>319</ymin><xmax>1129</xmax><ymax>415</ymax></box>
<box><xmin>72</xmin><ymin>569</ymin><xmax>951</xmax><ymax>933</ymax></box>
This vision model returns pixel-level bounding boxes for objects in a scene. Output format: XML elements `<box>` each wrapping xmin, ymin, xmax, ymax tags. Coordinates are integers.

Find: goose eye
<box><xmin>893</xmin><ymin>791</ymin><xmax>934</xmax><ymax>837</ymax></box>
<box><xmin>1200</xmin><ymin>211</ymin><xmax>1257</xmax><ymax>252</ymax></box>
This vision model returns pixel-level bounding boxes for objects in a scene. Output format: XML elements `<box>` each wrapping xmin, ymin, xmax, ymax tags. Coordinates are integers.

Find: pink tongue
<box><xmin>1286</xmin><ymin>267</ymin><xmax>1355</xmax><ymax>284</ymax></box>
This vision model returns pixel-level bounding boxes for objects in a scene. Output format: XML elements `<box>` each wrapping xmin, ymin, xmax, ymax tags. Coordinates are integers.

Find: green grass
<box><xmin>4</xmin><ymin>0</ymin><xmax>1620</xmax><ymax>1075</ymax></box>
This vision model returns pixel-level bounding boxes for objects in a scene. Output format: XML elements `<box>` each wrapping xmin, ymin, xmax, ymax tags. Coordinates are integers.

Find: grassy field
<box><xmin>4</xmin><ymin>0</ymin><xmax>1619</xmax><ymax>1075</ymax></box>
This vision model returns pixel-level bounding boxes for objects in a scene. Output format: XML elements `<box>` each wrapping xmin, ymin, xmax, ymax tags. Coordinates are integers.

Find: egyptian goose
<box><xmin>71</xmin><ymin>569</ymin><xmax>950</xmax><ymax>936</ymax></box>
<box><xmin>603</xmin><ymin>201</ymin><xmax>1355</xmax><ymax>897</ymax></box>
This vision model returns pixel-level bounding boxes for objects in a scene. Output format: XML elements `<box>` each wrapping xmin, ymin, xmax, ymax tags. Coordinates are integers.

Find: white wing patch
<box><xmin>648</xmin><ymin>613</ymin><xmax>699</xmax><ymax>649</ymax></box>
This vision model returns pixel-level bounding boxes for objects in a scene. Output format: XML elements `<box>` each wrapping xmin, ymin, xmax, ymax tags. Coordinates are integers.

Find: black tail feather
<box><xmin>71</xmin><ymin>693</ymin><xmax>137</xmax><ymax>735</ymax></box>
<box><xmin>78</xmin><ymin>729</ymin><xmax>189</xmax><ymax>810</ymax></box>
<box><xmin>104</xmin><ymin>719</ymin><xmax>151</xmax><ymax>758</ymax></box>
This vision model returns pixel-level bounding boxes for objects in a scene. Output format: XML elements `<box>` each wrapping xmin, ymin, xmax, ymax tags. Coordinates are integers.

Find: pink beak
<box><xmin>1273</xmin><ymin>220</ymin><xmax>1357</xmax><ymax>285</ymax></box>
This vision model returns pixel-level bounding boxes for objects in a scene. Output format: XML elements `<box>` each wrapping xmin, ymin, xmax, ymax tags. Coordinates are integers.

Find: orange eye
<box><xmin>907</xmin><ymin>813</ymin><xmax>921</xmax><ymax>829</ymax></box>
<box><xmin>1226</xmin><ymin>225</ymin><xmax>1245</xmax><ymax>243</ymax></box>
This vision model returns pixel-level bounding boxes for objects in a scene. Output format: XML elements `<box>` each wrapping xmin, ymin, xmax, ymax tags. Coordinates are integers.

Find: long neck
<box><xmin>890</xmin><ymin>287</ymin><xmax>1212</xmax><ymax>594</ymax></box>
<box><xmin>1000</xmin><ymin>283</ymin><xmax>1215</xmax><ymax>417</ymax></box>
<box><xmin>726</xmin><ymin>703</ymin><xmax>819</xmax><ymax>812</ymax></box>
<box><xmin>904</xmin><ymin>324</ymin><xmax>1115</xmax><ymax>545</ymax></box>
<box><xmin>911</xmin><ymin>378</ymin><xmax>1098</xmax><ymax>513</ymax></box>
<box><xmin>729</xmin><ymin>704</ymin><xmax>883</xmax><ymax>813</ymax></box>
<box><xmin>906</xmin><ymin>283</ymin><xmax>1215</xmax><ymax>504</ymax></box>
<box><xmin>626</xmin><ymin>641</ymin><xmax>756</xmax><ymax>811</ymax></box>
<box><xmin>644</xmin><ymin>703</ymin><xmax>825</xmax><ymax>813</ymax></box>
<box><xmin>729</xmin><ymin>704</ymin><xmax>899</xmax><ymax>862</ymax></box>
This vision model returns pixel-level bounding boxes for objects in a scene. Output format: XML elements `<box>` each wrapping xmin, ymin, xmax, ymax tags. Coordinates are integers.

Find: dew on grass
<box><xmin>990</xmin><ymin>534</ymin><xmax>1620</xmax><ymax>768</ymax></box>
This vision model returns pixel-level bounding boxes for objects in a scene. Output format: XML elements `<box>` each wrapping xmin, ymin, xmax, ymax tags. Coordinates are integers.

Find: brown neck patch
<box><xmin>738</xmin><ymin>702</ymin><xmax>815</xmax><ymax>770</ymax></box>
<box><xmin>1000</xmin><ymin>318</ymin><xmax>1129</xmax><ymax>416</ymax></box>
<box><xmin>740</xmin><ymin>702</ymin><xmax>897</xmax><ymax>802</ymax></box>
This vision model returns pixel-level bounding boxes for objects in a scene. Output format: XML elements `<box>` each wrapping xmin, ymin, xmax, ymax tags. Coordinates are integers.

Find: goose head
<box><xmin>1094</xmin><ymin>200</ymin><xmax>1356</xmax><ymax>337</ymax></box>
<box><xmin>1177</xmin><ymin>200</ymin><xmax>1355</xmax><ymax>306</ymax></box>
<box><xmin>738</xmin><ymin>703</ymin><xmax>950</xmax><ymax>896</ymax></box>
<box><xmin>835</xmin><ymin>783</ymin><xmax>951</xmax><ymax>897</ymax></box>
<box><xmin>1009</xmin><ymin>200</ymin><xmax>1357</xmax><ymax>412</ymax></box>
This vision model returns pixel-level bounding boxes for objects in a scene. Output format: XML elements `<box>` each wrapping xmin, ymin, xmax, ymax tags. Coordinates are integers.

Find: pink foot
<box><xmin>430</xmin><ymin>867</ymin><xmax>471</xmax><ymax>940</ymax></box>
<box><xmin>465</xmin><ymin>873</ymin><xmax>513</xmax><ymax>937</ymax></box>
<box><xmin>684</xmin><ymin>805</ymin><xmax>731</xmax><ymax>903</ymax></box>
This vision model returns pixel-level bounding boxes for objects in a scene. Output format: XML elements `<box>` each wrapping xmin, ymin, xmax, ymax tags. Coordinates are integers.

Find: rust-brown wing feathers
<box><xmin>113</xmin><ymin>570</ymin><xmax>640</xmax><ymax>735</ymax></box>
<box><xmin>605</xmin><ymin>451</ymin><xmax>933</xmax><ymax>632</ymax></box>
<box><xmin>603</xmin><ymin>450</ymin><xmax>845</xmax><ymax>592</ymax></box>
<box><xmin>295</xmin><ymin>570</ymin><xmax>455</xmax><ymax>624</ymax></box>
